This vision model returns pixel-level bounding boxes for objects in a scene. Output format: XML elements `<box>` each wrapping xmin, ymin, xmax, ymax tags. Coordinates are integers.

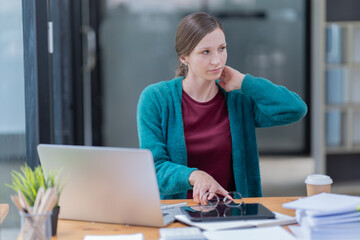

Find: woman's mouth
<box><xmin>209</xmin><ymin>67</ymin><xmax>222</xmax><ymax>74</ymax></box>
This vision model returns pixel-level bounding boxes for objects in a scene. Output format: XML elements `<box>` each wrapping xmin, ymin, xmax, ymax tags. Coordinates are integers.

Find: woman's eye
<box><xmin>202</xmin><ymin>50</ymin><xmax>209</xmax><ymax>55</ymax></box>
<box><xmin>220</xmin><ymin>46</ymin><xmax>226</xmax><ymax>51</ymax></box>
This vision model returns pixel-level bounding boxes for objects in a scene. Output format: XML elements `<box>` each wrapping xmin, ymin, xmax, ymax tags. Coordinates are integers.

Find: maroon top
<box><xmin>182</xmin><ymin>89</ymin><xmax>235</xmax><ymax>199</ymax></box>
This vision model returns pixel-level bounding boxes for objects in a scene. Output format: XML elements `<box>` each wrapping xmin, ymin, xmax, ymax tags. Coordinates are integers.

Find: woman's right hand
<box><xmin>189</xmin><ymin>170</ymin><xmax>230</xmax><ymax>205</ymax></box>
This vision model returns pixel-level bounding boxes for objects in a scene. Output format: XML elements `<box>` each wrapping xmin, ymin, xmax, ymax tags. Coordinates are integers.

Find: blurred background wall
<box><xmin>0</xmin><ymin>0</ymin><xmax>26</xmax><ymax>238</ymax></box>
<box><xmin>100</xmin><ymin>0</ymin><xmax>310</xmax><ymax>155</ymax></box>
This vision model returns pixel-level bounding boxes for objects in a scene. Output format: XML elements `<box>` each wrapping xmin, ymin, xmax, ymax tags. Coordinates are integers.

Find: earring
<box><xmin>184</xmin><ymin>62</ymin><xmax>188</xmax><ymax>66</ymax></box>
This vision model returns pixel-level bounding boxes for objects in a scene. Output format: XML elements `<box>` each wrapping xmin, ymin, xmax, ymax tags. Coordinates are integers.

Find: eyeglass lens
<box><xmin>201</xmin><ymin>191</ymin><xmax>243</xmax><ymax>207</ymax></box>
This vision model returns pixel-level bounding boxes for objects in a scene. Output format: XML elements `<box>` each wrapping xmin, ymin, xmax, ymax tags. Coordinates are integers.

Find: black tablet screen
<box><xmin>181</xmin><ymin>203</ymin><xmax>275</xmax><ymax>222</ymax></box>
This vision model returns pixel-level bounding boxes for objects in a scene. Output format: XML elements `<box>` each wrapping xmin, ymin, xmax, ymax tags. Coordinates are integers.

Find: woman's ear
<box><xmin>179</xmin><ymin>56</ymin><xmax>188</xmax><ymax>65</ymax></box>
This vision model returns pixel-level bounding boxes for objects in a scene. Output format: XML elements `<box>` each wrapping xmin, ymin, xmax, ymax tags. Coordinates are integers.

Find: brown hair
<box><xmin>175</xmin><ymin>12</ymin><xmax>224</xmax><ymax>78</ymax></box>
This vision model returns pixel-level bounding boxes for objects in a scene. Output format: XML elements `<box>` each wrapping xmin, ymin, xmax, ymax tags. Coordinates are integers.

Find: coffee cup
<box><xmin>305</xmin><ymin>174</ymin><xmax>333</xmax><ymax>196</ymax></box>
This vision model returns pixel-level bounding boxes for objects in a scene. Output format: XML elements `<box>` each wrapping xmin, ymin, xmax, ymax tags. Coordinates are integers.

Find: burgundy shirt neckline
<box><xmin>182</xmin><ymin>88</ymin><xmax>221</xmax><ymax>106</ymax></box>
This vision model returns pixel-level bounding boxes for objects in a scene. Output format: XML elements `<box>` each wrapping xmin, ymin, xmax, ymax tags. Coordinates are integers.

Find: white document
<box><xmin>175</xmin><ymin>212</ymin><xmax>296</xmax><ymax>231</ymax></box>
<box><xmin>203</xmin><ymin>226</ymin><xmax>296</xmax><ymax>240</ymax></box>
<box><xmin>283</xmin><ymin>193</ymin><xmax>360</xmax><ymax>216</ymax></box>
<box><xmin>83</xmin><ymin>233</ymin><xmax>144</xmax><ymax>240</ymax></box>
<box><xmin>161</xmin><ymin>202</ymin><xmax>187</xmax><ymax>210</ymax></box>
<box><xmin>289</xmin><ymin>226</ymin><xmax>306</xmax><ymax>240</ymax></box>
<box><xmin>306</xmin><ymin>211</ymin><xmax>360</xmax><ymax>226</ymax></box>
<box><xmin>290</xmin><ymin>221</ymin><xmax>360</xmax><ymax>240</ymax></box>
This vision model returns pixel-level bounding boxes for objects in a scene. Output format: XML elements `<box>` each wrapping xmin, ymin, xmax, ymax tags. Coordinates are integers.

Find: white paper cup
<box><xmin>305</xmin><ymin>174</ymin><xmax>333</xmax><ymax>196</ymax></box>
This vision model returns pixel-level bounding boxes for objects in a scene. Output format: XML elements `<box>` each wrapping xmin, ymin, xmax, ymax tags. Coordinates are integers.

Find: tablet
<box><xmin>181</xmin><ymin>203</ymin><xmax>275</xmax><ymax>222</ymax></box>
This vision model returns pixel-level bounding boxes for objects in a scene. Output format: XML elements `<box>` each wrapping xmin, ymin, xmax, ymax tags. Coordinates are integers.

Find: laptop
<box><xmin>37</xmin><ymin>144</ymin><xmax>179</xmax><ymax>227</ymax></box>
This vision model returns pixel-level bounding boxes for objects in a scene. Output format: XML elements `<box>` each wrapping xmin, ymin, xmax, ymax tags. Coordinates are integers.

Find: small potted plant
<box><xmin>6</xmin><ymin>164</ymin><xmax>63</xmax><ymax>236</ymax></box>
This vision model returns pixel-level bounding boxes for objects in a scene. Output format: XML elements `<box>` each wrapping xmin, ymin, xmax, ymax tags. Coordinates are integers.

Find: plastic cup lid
<box><xmin>305</xmin><ymin>174</ymin><xmax>333</xmax><ymax>185</ymax></box>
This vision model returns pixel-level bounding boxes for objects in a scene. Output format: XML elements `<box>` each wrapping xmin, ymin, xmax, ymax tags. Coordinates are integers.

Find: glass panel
<box><xmin>350</xmin><ymin>69</ymin><xmax>360</xmax><ymax>103</ymax></box>
<box><xmin>353</xmin><ymin>27</ymin><xmax>360</xmax><ymax>64</ymax></box>
<box><xmin>100</xmin><ymin>0</ymin><xmax>307</xmax><ymax>153</ymax></box>
<box><xmin>353</xmin><ymin>111</ymin><xmax>360</xmax><ymax>146</ymax></box>
<box><xmin>326</xmin><ymin>109</ymin><xmax>346</xmax><ymax>147</ymax></box>
<box><xmin>0</xmin><ymin>0</ymin><xmax>25</xmax><ymax>238</ymax></box>
<box><xmin>325</xmin><ymin>67</ymin><xmax>349</xmax><ymax>105</ymax></box>
<box><xmin>326</xmin><ymin>24</ymin><xmax>348</xmax><ymax>64</ymax></box>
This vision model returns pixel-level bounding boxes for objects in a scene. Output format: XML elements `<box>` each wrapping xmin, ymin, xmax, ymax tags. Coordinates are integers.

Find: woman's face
<box><xmin>183</xmin><ymin>28</ymin><xmax>227</xmax><ymax>81</ymax></box>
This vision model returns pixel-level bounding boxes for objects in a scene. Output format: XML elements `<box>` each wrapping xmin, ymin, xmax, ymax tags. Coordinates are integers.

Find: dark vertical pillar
<box><xmin>52</xmin><ymin>0</ymin><xmax>75</xmax><ymax>145</ymax></box>
<box><xmin>89</xmin><ymin>0</ymin><xmax>103</xmax><ymax>146</ymax></box>
<box><xmin>71</xmin><ymin>0</ymin><xmax>85</xmax><ymax>145</ymax></box>
<box><xmin>305</xmin><ymin>0</ymin><xmax>311</xmax><ymax>154</ymax></box>
<box><xmin>22</xmin><ymin>0</ymin><xmax>52</xmax><ymax>168</ymax></box>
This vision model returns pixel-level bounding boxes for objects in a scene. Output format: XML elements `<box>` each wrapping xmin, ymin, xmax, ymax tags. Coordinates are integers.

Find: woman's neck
<box><xmin>182</xmin><ymin>75</ymin><xmax>218</xmax><ymax>102</ymax></box>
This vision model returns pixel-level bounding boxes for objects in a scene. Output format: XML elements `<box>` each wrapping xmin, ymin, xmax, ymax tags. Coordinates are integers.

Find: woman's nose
<box><xmin>211</xmin><ymin>53</ymin><xmax>220</xmax><ymax>65</ymax></box>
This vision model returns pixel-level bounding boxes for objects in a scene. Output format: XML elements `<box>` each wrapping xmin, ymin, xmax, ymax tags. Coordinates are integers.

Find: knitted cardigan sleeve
<box><xmin>240</xmin><ymin>74</ymin><xmax>308</xmax><ymax>127</ymax></box>
<box><xmin>136</xmin><ymin>84</ymin><xmax>196</xmax><ymax>196</ymax></box>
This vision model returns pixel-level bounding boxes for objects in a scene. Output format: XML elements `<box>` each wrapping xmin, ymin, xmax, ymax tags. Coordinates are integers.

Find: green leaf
<box><xmin>5</xmin><ymin>163</ymin><xmax>64</xmax><ymax>208</ymax></box>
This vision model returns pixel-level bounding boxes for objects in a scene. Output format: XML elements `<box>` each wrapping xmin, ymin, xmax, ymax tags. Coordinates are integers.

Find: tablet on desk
<box><xmin>181</xmin><ymin>203</ymin><xmax>275</xmax><ymax>222</ymax></box>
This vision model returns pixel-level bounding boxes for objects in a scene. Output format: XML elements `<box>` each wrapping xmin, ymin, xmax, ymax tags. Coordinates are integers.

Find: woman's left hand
<box><xmin>218</xmin><ymin>66</ymin><xmax>245</xmax><ymax>92</ymax></box>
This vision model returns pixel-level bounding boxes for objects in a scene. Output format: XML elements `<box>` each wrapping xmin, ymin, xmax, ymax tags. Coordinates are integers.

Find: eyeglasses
<box><xmin>190</xmin><ymin>204</ymin><xmax>246</xmax><ymax>218</ymax></box>
<box><xmin>200</xmin><ymin>191</ymin><xmax>243</xmax><ymax>208</ymax></box>
<box><xmin>189</xmin><ymin>191</ymin><xmax>244</xmax><ymax>216</ymax></box>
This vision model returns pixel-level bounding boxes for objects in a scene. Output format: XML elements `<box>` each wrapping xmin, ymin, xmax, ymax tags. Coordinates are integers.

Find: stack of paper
<box><xmin>175</xmin><ymin>212</ymin><xmax>296</xmax><ymax>231</ymax></box>
<box><xmin>283</xmin><ymin>193</ymin><xmax>360</xmax><ymax>240</ymax></box>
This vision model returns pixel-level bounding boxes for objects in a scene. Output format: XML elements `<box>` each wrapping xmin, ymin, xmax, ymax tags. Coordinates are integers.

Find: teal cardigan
<box><xmin>137</xmin><ymin>74</ymin><xmax>307</xmax><ymax>199</ymax></box>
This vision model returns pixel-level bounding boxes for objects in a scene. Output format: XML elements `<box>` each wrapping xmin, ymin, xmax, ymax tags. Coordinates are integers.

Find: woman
<box><xmin>137</xmin><ymin>12</ymin><xmax>307</xmax><ymax>204</ymax></box>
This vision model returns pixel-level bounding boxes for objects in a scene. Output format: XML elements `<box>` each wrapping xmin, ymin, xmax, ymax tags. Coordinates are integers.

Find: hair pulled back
<box><xmin>175</xmin><ymin>12</ymin><xmax>223</xmax><ymax>78</ymax></box>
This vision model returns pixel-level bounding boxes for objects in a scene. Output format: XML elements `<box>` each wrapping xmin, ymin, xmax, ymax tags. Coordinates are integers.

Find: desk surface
<box><xmin>19</xmin><ymin>197</ymin><xmax>298</xmax><ymax>240</ymax></box>
<box><xmin>0</xmin><ymin>204</ymin><xmax>9</xmax><ymax>225</ymax></box>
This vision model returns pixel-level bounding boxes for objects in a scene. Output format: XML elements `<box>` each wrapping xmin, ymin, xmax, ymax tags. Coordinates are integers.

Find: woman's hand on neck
<box><xmin>218</xmin><ymin>66</ymin><xmax>245</xmax><ymax>92</ymax></box>
<box><xmin>182</xmin><ymin>74</ymin><xmax>219</xmax><ymax>103</ymax></box>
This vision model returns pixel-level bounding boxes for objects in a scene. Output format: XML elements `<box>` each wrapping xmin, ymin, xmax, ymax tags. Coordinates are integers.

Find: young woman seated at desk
<box><xmin>137</xmin><ymin>12</ymin><xmax>307</xmax><ymax>205</ymax></box>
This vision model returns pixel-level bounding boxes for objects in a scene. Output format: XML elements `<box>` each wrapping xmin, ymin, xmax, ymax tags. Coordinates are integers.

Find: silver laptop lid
<box><xmin>37</xmin><ymin>144</ymin><xmax>165</xmax><ymax>227</ymax></box>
